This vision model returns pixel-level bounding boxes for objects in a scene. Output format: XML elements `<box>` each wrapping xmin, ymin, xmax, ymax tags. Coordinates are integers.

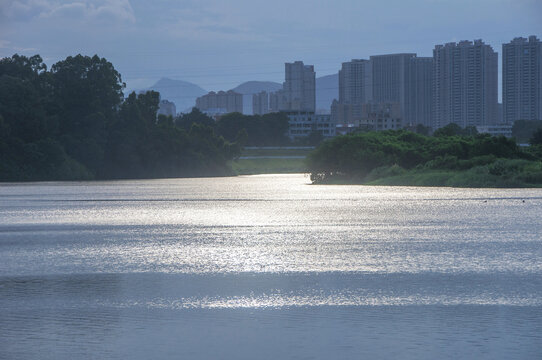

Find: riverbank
<box><xmin>232</xmin><ymin>146</ymin><xmax>312</xmax><ymax>175</ymax></box>
<box><xmin>307</xmin><ymin>130</ymin><xmax>542</xmax><ymax>187</ymax></box>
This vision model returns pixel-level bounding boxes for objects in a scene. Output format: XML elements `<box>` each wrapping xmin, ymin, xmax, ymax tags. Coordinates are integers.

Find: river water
<box><xmin>1</xmin><ymin>174</ymin><xmax>541</xmax><ymax>359</ymax></box>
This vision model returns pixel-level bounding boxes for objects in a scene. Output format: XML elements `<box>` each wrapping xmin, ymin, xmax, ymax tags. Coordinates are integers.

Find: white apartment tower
<box><xmin>433</xmin><ymin>40</ymin><xmax>498</xmax><ymax>128</ymax></box>
<box><xmin>282</xmin><ymin>61</ymin><xmax>316</xmax><ymax>112</ymax></box>
<box><xmin>502</xmin><ymin>36</ymin><xmax>542</xmax><ymax>123</ymax></box>
<box><xmin>252</xmin><ymin>91</ymin><xmax>269</xmax><ymax>115</ymax></box>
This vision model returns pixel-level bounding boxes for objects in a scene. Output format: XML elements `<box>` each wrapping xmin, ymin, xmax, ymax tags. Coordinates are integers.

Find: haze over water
<box><xmin>1</xmin><ymin>174</ymin><xmax>541</xmax><ymax>359</ymax></box>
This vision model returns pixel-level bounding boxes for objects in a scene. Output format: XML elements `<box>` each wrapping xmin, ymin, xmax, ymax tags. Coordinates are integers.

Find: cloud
<box><xmin>157</xmin><ymin>4</ymin><xmax>272</xmax><ymax>43</ymax></box>
<box><xmin>92</xmin><ymin>0</ymin><xmax>135</xmax><ymax>23</ymax></box>
<box><xmin>0</xmin><ymin>39</ymin><xmax>38</xmax><ymax>57</ymax></box>
<box><xmin>44</xmin><ymin>0</ymin><xmax>135</xmax><ymax>23</ymax></box>
<box><xmin>2</xmin><ymin>0</ymin><xmax>135</xmax><ymax>23</ymax></box>
<box><xmin>43</xmin><ymin>2</ymin><xmax>87</xmax><ymax>19</ymax></box>
<box><xmin>1</xmin><ymin>0</ymin><xmax>52</xmax><ymax>20</ymax></box>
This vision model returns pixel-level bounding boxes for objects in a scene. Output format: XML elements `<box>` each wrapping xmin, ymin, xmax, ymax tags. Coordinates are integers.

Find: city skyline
<box><xmin>181</xmin><ymin>35</ymin><xmax>536</xmax><ymax>131</ymax></box>
<box><xmin>156</xmin><ymin>36</ymin><xmax>538</xmax><ymax>117</ymax></box>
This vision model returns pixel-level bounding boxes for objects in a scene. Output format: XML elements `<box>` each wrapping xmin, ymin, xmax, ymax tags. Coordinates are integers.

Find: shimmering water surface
<box><xmin>1</xmin><ymin>174</ymin><xmax>541</xmax><ymax>359</ymax></box>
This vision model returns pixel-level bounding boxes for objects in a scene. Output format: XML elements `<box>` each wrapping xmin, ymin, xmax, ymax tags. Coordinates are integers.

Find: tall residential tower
<box><xmin>281</xmin><ymin>61</ymin><xmax>316</xmax><ymax>112</ymax></box>
<box><xmin>334</xmin><ymin>54</ymin><xmax>432</xmax><ymax>126</ymax></box>
<box><xmin>370</xmin><ymin>53</ymin><xmax>433</xmax><ymax>126</ymax></box>
<box><xmin>252</xmin><ymin>91</ymin><xmax>269</xmax><ymax>115</ymax></box>
<box><xmin>502</xmin><ymin>36</ymin><xmax>542</xmax><ymax>123</ymax></box>
<box><xmin>433</xmin><ymin>40</ymin><xmax>498</xmax><ymax>128</ymax></box>
<box><xmin>338</xmin><ymin>59</ymin><xmax>373</xmax><ymax>105</ymax></box>
<box><xmin>408</xmin><ymin>57</ymin><xmax>433</xmax><ymax>127</ymax></box>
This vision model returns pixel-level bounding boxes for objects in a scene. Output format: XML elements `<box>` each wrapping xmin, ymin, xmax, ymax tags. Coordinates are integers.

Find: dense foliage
<box><xmin>307</xmin><ymin>130</ymin><xmax>542</xmax><ymax>187</ymax></box>
<box><xmin>512</xmin><ymin>120</ymin><xmax>542</xmax><ymax>144</ymax></box>
<box><xmin>0</xmin><ymin>54</ymin><xmax>239</xmax><ymax>181</ymax></box>
<box><xmin>176</xmin><ymin>109</ymin><xmax>290</xmax><ymax>146</ymax></box>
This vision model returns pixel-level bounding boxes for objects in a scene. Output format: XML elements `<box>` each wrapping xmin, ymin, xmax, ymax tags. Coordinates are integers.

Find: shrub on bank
<box><xmin>307</xmin><ymin>130</ymin><xmax>542</xmax><ymax>187</ymax></box>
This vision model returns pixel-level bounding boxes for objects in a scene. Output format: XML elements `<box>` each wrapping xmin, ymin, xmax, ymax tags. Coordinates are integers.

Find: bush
<box><xmin>307</xmin><ymin>129</ymin><xmax>542</xmax><ymax>187</ymax></box>
<box><xmin>364</xmin><ymin>164</ymin><xmax>406</xmax><ymax>182</ymax></box>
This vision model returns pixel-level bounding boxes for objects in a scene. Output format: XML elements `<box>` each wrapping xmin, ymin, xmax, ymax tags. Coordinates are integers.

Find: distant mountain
<box><xmin>145</xmin><ymin>78</ymin><xmax>207</xmax><ymax>114</ymax></box>
<box><xmin>316</xmin><ymin>74</ymin><xmax>338</xmax><ymax>113</ymax></box>
<box><xmin>230</xmin><ymin>81</ymin><xmax>282</xmax><ymax>114</ymax></box>
<box><xmin>231</xmin><ymin>81</ymin><xmax>282</xmax><ymax>95</ymax></box>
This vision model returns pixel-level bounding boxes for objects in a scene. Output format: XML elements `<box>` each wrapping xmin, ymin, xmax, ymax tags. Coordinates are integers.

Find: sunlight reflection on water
<box><xmin>1</xmin><ymin>175</ymin><xmax>541</xmax><ymax>277</ymax></box>
<box><xmin>1</xmin><ymin>174</ymin><xmax>542</xmax><ymax>359</ymax></box>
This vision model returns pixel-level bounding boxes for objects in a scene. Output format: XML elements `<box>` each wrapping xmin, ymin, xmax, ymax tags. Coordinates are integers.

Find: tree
<box><xmin>46</xmin><ymin>55</ymin><xmax>126</xmax><ymax>173</ymax></box>
<box><xmin>530</xmin><ymin>128</ymin><xmax>542</xmax><ymax>146</ymax></box>
<box><xmin>434</xmin><ymin>123</ymin><xmax>478</xmax><ymax>137</ymax></box>
<box><xmin>415</xmin><ymin>124</ymin><xmax>431</xmax><ymax>136</ymax></box>
<box><xmin>175</xmin><ymin>108</ymin><xmax>215</xmax><ymax>131</ymax></box>
<box><xmin>0</xmin><ymin>75</ymin><xmax>48</xmax><ymax>142</ymax></box>
<box><xmin>215</xmin><ymin>112</ymin><xmax>289</xmax><ymax>146</ymax></box>
<box><xmin>50</xmin><ymin>54</ymin><xmax>125</xmax><ymax>135</ymax></box>
<box><xmin>434</xmin><ymin>123</ymin><xmax>463</xmax><ymax>137</ymax></box>
<box><xmin>306</xmin><ymin>130</ymin><xmax>324</xmax><ymax>146</ymax></box>
<box><xmin>512</xmin><ymin>120</ymin><xmax>542</xmax><ymax>144</ymax></box>
<box><xmin>0</xmin><ymin>54</ymin><xmax>47</xmax><ymax>82</ymax></box>
<box><xmin>463</xmin><ymin>126</ymin><xmax>478</xmax><ymax>136</ymax></box>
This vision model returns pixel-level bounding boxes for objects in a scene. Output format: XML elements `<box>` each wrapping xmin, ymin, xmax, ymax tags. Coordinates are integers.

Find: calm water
<box><xmin>1</xmin><ymin>174</ymin><xmax>541</xmax><ymax>359</ymax></box>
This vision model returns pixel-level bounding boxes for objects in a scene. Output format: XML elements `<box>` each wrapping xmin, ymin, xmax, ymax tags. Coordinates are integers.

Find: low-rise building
<box><xmin>287</xmin><ymin>112</ymin><xmax>336</xmax><ymax>139</ymax></box>
<box><xmin>358</xmin><ymin>103</ymin><xmax>402</xmax><ymax>131</ymax></box>
<box><xmin>476</xmin><ymin>124</ymin><xmax>513</xmax><ymax>138</ymax></box>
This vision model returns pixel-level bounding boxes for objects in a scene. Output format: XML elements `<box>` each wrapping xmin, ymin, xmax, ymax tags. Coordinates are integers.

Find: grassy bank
<box><xmin>232</xmin><ymin>158</ymin><xmax>307</xmax><ymax>175</ymax></box>
<box><xmin>240</xmin><ymin>147</ymin><xmax>314</xmax><ymax>157</ymax></box>
<box><xmin>364</xmin><ymin>159</ymin><xmax>542</xmax><ymax>187</ymax></box>
<box><xmin>232</xmin><ymin>147</ymin><xmax>310</xmax><ymax>174</ymax></box>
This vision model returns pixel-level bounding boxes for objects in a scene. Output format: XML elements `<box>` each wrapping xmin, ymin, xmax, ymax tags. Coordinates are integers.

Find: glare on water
<box><xmin>1</xmin><ymin>174</ymin><xmax>541</xmax><ymax>359</ymax></box>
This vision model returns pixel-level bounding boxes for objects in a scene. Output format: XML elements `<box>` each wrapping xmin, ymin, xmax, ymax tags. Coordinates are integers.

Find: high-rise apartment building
<box><xmin>370</xmin><ymin>53</ymin><xmax>416</xmax><ymax>124</ymax></box>
<box><xmin>433</xmin><ymin>40</ymin><xmax>498</xmax><ymax>128</ymax></box>
<box><xmin>252</xmin><ymin>91</ymin><xmax>269</xmax><ymax>115</ymax></box>
<box><xmin>334</xmin><ymin>54</ymin><xmax>432</xmax><ymax>126</ymax></box>
<box><xmin>408</xmin><ymin>57</ymin><xmax>433</xmax><ymax>127</ymax></box>
<box><xmin>339</xmin><ymin>59</ymin><xmax>373</xmax><ymax>104</ymax></box>
<box><xmin>333</xmin><ymin>59</ymin><xmax>372</xmax><ymax>124</ymax></box>
<box><xmin>502</xmin><ymin>36</ymin><xmax>542</xmax><ymax>123</ymax></box>
<box><xmin>269</xmin><ymin>90</ymin><xmax>283</xmax><ymax>113</ymax></box>
<box><xmin>281</xmin><ymin>61</ymin><xmax>316</xmax><ymax>112</ymax></box>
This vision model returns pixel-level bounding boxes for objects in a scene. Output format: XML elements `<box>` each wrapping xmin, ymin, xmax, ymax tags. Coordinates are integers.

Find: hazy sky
<box><xmin>1</xmin><ymin>0</ymin><xmax>541</xmax><ymax>93</ymax></box>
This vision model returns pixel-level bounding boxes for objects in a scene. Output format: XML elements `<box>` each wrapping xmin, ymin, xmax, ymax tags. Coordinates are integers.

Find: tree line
<box><xmin>176</xmin><ymin>109</ymin><xmax>290</xmax><ymax>146</ymax></box>
<box><xmin>0</xmin><ymin>54</ymin><xmax>245</xmax><ymax>181</ymax></box>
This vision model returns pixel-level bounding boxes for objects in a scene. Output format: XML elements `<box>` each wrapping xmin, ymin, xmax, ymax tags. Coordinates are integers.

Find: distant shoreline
<box><xmin>309</xmin><ymin>171</ymin><xmax>542</xmax><ymax>188</ymax></box>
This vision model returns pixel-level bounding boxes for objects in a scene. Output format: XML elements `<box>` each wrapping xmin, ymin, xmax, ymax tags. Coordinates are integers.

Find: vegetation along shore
<box><xmin>307</xmin><ymin>127</ymin><xmax>542</xmax><ymax>187</ymax></box>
